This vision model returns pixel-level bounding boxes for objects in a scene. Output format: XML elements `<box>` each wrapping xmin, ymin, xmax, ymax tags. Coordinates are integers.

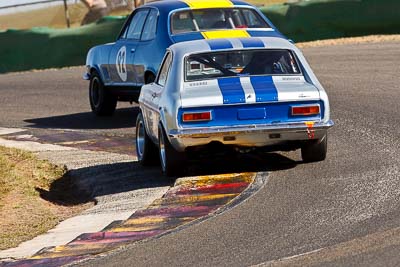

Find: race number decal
<box><xmin>116</xmin><ymin>46</ymin><xmax>127</xmax><ymax>82</ymax></box>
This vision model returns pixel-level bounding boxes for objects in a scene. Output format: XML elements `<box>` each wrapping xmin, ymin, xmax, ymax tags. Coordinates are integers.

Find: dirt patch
<box><xmin>0</xmin><ymin>146</ymin><xmax>92</xmax><ymax>250</ymax></box>
<box><xmin>297</xmin><ymin>34</ymin><xmax>400</xmax><ymax>48</ymax></box>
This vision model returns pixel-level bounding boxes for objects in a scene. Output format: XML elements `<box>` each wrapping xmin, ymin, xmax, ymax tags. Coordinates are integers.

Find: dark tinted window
<box><xmin>186</xmin><ymin>49</ymin><xmax>301</xmax><ymax>81</ymax></box>
<box><xmin>171</xmin><ymin>8</ymin><xmax>270</xmax><ymax>34</ymax></box>
<box><xmin>126</xmin><ymin>10</ymin><xmax>149</xmax><ymax>40</ymax></box>
<box><xmin>141</xmin><ymin>9</ymin><xmax>158</xmax><ymax>41</ymax></box>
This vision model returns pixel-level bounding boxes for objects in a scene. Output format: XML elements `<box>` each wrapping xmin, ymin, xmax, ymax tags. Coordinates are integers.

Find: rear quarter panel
<box><xmin>157</xmin><ymin>50</ymin><xmax>184</xmax><ymax>139</ymax></box>
<box><xmin>292</xmin><ymin>46</ymin><xmax>331</xmax><ymax>122</ymax></box>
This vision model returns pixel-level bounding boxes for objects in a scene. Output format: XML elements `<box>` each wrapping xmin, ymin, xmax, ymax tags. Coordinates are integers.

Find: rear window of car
<box><xmin>185</xmin><ymin>49</ymin><xmax>301</xmax><ymax>81</ymax></box>
<box><xmin>171</xmin><ymin>8</ymin><xmax>270</xmax><ymax>34</ymax></box>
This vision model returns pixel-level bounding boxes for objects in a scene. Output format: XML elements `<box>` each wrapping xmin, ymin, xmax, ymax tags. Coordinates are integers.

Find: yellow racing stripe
<box><xmin>202</xmin><ymin>29</ymin><xmax>250</xmax><ymax>39</ymax></box>
<box><xmin>183</xmin><ymin>0</ymin><xmax>233</xmax><ymax>9</ymax></box>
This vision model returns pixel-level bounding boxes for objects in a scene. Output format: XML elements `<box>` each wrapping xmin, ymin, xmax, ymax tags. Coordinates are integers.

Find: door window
<box><xmin>157</xmin><ymin>52</ymin><xmax>172</xmax><ymax>87</ymax></box>
<box><xmin>141</xmin><ymin>9</ymin><xmax>158</xmax><ymax>41</ymax></box>
<box><xmin>126</xmin><ymin>10</ymin><xmax>149</xmax><ymax>40</ymax></box>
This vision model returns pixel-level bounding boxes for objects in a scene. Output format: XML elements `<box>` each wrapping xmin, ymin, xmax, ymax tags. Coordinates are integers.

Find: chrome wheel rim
<box><xmin>159</xmin><ymin>130</ymin><xmax>166</xmax><ymax>172</ymax></box>
<box><xmin>136</xmin><ymin>120</ymin><xmax>145</xmax><ymax>160</ymax></box>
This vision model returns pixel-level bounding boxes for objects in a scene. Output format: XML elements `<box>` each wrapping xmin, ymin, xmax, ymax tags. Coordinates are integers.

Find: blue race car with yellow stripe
<box><xmin>84</xmin><ymin>0</ymin><xmax>287</xmax><ymax>116</ymax></box>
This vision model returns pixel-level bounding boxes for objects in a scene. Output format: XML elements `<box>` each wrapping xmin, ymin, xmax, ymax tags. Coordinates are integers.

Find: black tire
<box><xmin>89</xmin><ymin>71</ymin><xmax>117</xmax><ymax>116</ymax></box>
<box><xmin>301</xmin><ymin>134</ymin><xmax>328</xmax><ymax>163</ymax></box>
<box><xmin>158</xmin><ymin>124</ymin><xmax>185</xmax><ymax>177</ymax></box>
<box><xmin>135</xmin><ymin>113</ymin><xmax>158</xmax><ymax>166</ymax></box>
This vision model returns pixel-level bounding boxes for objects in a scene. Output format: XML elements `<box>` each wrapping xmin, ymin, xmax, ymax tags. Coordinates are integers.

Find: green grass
<box><xmin>0</xmin><ymin>146</ymin><xmax>91</xmax><ymax>250</ymax></box>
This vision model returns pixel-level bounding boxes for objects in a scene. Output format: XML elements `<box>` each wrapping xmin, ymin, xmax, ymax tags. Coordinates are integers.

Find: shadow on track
<box><xmin>38</xmin><ymin>152</ymin><xmax>299</xmax><ymax>206</ymax></box>
<box><xmin>36</xmin><ymin>161</ymin><xmax>170</xmax><ymax>206</ymax></box>
<box><xmin>186</xmin><ymin>152</ymin><xmax>299</xmax><ymax>175</ymax></box>
<box><xmin>24</xmin><ymin>107</ymin><xmax>139</xmax><ymax>130</ymax></box>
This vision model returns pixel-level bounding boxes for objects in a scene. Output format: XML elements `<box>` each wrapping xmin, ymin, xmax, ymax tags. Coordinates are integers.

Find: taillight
<box><xmin>292</xmin><ymin>105</ymin><xmax>320</xmax><ymax>116</ymax></box>
<box><xmin>182</xmin><ymin>111</ymin><xmax>212</xmax><ymax>122</ymax></box>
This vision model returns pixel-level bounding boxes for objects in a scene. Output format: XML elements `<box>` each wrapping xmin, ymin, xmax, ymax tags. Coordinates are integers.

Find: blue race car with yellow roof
<box><xmin>84</xmin><ymin>0</ymin><xmax>287</xmax><ymax>116</ymax></box>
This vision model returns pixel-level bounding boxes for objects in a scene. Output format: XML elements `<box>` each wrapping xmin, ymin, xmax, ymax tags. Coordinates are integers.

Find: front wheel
<box><xmin>89</xmin><ymin>72</ymin><xmax>117</xmax><ymax>116</ymax></box>
<box><xmin>158</xmin><ymin>124</ymin><xmax>185</xmax><ymax>177</ymax></box>
<box><xmin>301</xmin><ymin>134</ymin><xmax>328</xmax><ymax>163</ymax></box>
<box><xmin>135</xmin><ymin>113</ymin><xmax>158</xmax><ymax>165</ymax></box>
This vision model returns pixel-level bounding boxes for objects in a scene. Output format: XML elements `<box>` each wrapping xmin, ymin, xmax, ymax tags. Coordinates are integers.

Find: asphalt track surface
<box><xmin>1</xmin><ymin>41</ymin><xmax>399</xmax><ymax>266</ymax></box>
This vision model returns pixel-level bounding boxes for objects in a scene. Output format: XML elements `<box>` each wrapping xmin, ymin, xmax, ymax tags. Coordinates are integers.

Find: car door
<box><xmin>108</xmin><ymin>9</ymin><xmax>150</xmax><ymax>86</ymax></box>
<box><xmin>145</xmin><ymin>52</ymin><xmax>172</xmax><ymax>140</ymax></box>
<box><xmin>132</xmin><ymin>8</ymin><xmax>160</xmax><ymax>85</ymax></box>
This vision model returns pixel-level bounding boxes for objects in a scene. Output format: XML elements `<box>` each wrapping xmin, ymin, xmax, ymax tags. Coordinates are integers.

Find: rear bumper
<box><xmin>168</xmin><ymin>120</ymin><xmax>334</xmax><ymax>151</ymax></box>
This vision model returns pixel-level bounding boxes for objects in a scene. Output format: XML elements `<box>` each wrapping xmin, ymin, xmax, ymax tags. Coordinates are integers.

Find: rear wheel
<box><xmin>158</xmin><ymin>124</ymin><xmax>185</xmax><ymax>177</ymax></box>
<box><xmin>89</xmin><ymin>71</ymin><xmax>117</xmax><ymax>116</ymax></box>
<box><xmin>135</xmin><ymin>113</ymin><xmax>158</xmax><ymax>165</ymax></box>
<box><xmin>301</xmin><ymin>134</ymin><xmax>328</xmax><ymax>163</ymax></box>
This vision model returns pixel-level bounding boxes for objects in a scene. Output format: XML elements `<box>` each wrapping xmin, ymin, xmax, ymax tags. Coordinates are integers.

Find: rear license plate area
<box><xmin>237</xmin><ymin>108</ymin><xmax>266</xmax><ymax>120</ymax></box>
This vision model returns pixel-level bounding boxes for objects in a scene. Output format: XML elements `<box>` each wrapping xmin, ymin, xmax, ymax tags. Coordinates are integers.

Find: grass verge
<box><xmin>0</xmin><ymin>146</ymin><xmax>92</xmax><ymax>250</ymax></box>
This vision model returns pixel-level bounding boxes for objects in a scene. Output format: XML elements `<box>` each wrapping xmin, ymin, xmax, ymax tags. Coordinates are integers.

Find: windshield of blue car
<box><xmin>185</xmin><ymin>49</ymin><xmax>301</xmax><ymax>81</ymax></box>
<box><xmin>171</xmin><ymin>8</ymin><xmax>270</xmax><ymax>34</ymax></box>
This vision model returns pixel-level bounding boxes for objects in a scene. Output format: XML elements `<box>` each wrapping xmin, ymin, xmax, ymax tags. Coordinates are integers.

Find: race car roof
<box><xmin>169</xmin><ymin>37</ymin><xmax>297</xmax><ymax>59</ymax></box>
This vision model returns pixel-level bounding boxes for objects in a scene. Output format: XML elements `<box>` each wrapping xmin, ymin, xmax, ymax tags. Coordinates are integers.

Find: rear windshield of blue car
<box><xmin>171</xmin><ymin>8</ymin><xmax>270</xmax><ymax>34</ymax></box>
<box><xmin>185</xmin><ymin>49</ymin><xmax>301</xmax><ymax>81</ymax></box>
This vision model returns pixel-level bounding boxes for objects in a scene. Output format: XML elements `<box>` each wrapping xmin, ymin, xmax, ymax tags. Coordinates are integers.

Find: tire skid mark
<box><xmin>1</xmin><ymin>173</ymin><xmax>257</xmax><ymax>267</ymax></box>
